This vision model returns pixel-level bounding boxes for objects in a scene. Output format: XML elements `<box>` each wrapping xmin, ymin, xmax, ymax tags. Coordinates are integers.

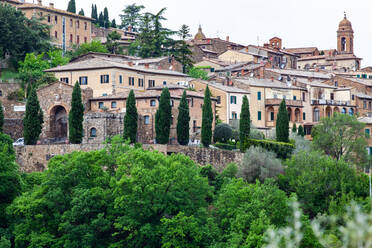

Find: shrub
<box><xmin>290</xmin><ymin>132</ymin><xmax>311</xmax><ymax>154</ymax></box>
<box><xmin>250</xmin><ymin>129</ymin><xmax>265</xmax><ymax>140</ymax></box>
<box><xmin>213</xmin><ymin>123</ymin><xmax>232</xmax><ymax>143</ymax></box>
<box><xmin>241</xmin><ymin>139</ymin><xmax>294</xmax><ymax>159</ymax></box>
<box><xmin>214</xmin><ymin>142</ymin><xmax>236</xmax><ymax>150</ymax></box>
<box><xmin>238</xmin><ymin>146</ymin><xmax>283</xmax><ymax>183</ymax></box>
<box><xmin>7</xmin><ymin>88</ymin><xmax>24</xmax><ymax>101</ymax></box>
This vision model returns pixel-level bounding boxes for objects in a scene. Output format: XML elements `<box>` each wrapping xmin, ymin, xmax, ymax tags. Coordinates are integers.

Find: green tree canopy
<box><xmin>70</xmin><ymin>40</ymin><xmax>109</xmax><ymax>59</ymax></box>
<box><xmin>240</xmin><ymin>95</ymin><xmax>251</xmax><ymax>145</ymax></box>
<box><xmin>213</xmin><ymin>123</ymin><xmax>232</xmax><ymax>143</ymax></box>
<box><xmin>123</xmin><ymin>90</ymin><xmax>138</xmax><ymax>143</ymax></box>
<box><xmin>103</xmin><ymin>7</ymin><xmax>109</xmax><ymax>28</ymax></box>
<box><xmin>177</xmin><ymin>90</ymin><xmax>190</xmax><ymax>145</ymax></box>
<box><xmin>276</xmin><ymin>99</ymin><xmax>289</xmax><ymax>143</ymax></box>
<box><xmin>98</xmin><ymin>11</ymin><xmax>104</xmax><ymax>27</ymax></box>
<box><xmin>23</xmin><ymin>87</ymin><xmax>43</xmax><ymax>145</ymax></box>
<box><xmin>78</xmin><ymin>8</ymin><xmax>84</xmax><ymax>16</ymax></box>
<box><xmin>292</xmin><ymin>123</ymin><xmax>297</xmax><ymax>133</ymax></box>
<box><xmin>312</xmin><ymin>113</ymin><xmax>368</xmax><ymax>166</ymax></box>
<box><xmin>68</xmin><ymin>82</ymin><xmax>84</xmax><ymax>144</ymax></box>
<box><xmin>201</xmin><ymin>86</ymin><xmax>213</xmax><ymax>147</ymax></box>
<box><xmin>111</xmin><ymin>19</ymin><xmax>117</xmax><ymax>28</ymax></box>
<box><xmin>67</xmin><ymin>0</ymin><xmax>76</xmax><ymax>13</ymax></box>
<box><xmin>188</xmin><ymin>67</ymin><xmax>209</xmax><ymax>80</ymax></box>
<box><xmin>298</xmin><ymin>125</ymin><xmax>305</xmax><ymax>137</ymax></box>
<box><xmin>155</xmin><ymin>87</ymin><xmax>172</xmax><ymax>144</ymax></box>
<box><xmin>106</xmin><ymin>31</ymin><xmax>122</xmax><ymax>54</ymax></box>
<box><xmin>91</xmin><ymin>4</ymin><xmax>98</xmax><ymax>23</ymax></box>
<box><xmin>119</xmin><ymin>4</ymin><xmax>144</xmax><ymax>30</ymax></box>
<box><xmin>173</xmin><ymin>24</ymin><xmax>193</xmax><ymax>73</ymax></box>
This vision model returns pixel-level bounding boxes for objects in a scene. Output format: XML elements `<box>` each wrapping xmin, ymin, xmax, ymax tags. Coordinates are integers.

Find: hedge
<box><xmin>240</xmin><ymin>139</ymin><xmax>294</xmax><ymax>159</ymax></box>
<box><xmin>214</xmin><ymin>142</ymin><xmax>237</xmax><ymax>151</ymax></box>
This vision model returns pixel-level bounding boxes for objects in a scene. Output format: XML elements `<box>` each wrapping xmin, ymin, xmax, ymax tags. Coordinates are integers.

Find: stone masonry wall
<box><xmin>16</xmin><ymin>144</ymin><xmax>243</xmax><ymax>173</ymax></box>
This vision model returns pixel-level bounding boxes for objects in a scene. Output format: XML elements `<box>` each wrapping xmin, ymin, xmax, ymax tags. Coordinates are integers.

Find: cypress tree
<box><xmin>177</xmin><ymin>90</ymin><xmax>190</xmax><ymax>145</ymax></box>
<box><xmin>276</xmin><ymin>99</ymin><xmax>289</xmax><ymax>143</ymax></box>
<box><xmin>69</xmin><ymin>82</ymin><xmax>84</xmax><ymax>144</ymax></box>
<box><xmin>201</xmin><ymin>86</ymin><xmax>213</xmax><ymax>147</ymax></box>
<box><xmin>67</xmin><ymin>0</ymin><xmax>76</xmax><ymax>13</ymax></box>
<box><xmin>24</xmin><ymin>88</ymin><xmax>43</xmax><ymax>145</ymax></box>
<box><xmin>98</xmin><ymin>12</ymin><xmax>104</xmax><ymax>27</ymax></box>
<box><xmin>298</xmin><ymin>125</ymin><xmax>305</xmax><ymax>137</ymax></box>
<box><xmin>103</xmin><ymin>7</ymin><xmax>109</xmax><ymax>28</ymax></box>
<box><xmin>91</xmin><ymin>5</ymin><xmax>98</xmax><ymax>24</ymax></box>
<box><xmin>155</xmin><ymin>88</ymin><xmax>172</xmax><ymax>144</ymax></box>
<box><xmin>0</xmin><ymin>101</ymin><xmax>4</xmax><ymax>133</ymax></box>
<box><xmin>123</xmin><ymin>90</ymin><xmax>138</xmax><ymax>143</ymax></box>
<box><xmin>239</xmin><ymin>95</ymin><xmax>250</xmax><ymax>143</ymax></box>
<box><xmin>111</xmin><ymin>19</ymin><xmax>117</xmax><ymax>28</ymax></box>
<box><xmin>292</xmin><ymin>123</ymin><xmax>297</xmax><ymax>133</ymax></box>
<box><xmin>78</xmin><ymin>8</ymin><xmax>84</xmax><ymax>16</ymax></box>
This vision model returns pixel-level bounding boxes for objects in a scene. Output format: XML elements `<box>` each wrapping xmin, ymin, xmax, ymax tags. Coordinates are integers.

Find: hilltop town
<box><xmin>0</xmin><ymin>0</ymin><xmax>372</xmax><ymax>247</ymax></box>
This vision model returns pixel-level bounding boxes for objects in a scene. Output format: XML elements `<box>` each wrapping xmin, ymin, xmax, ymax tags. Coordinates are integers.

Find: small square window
<box><xmin>111</xmin><ymin>102</ymin><xmax>117</xmax><ymax>108</ymax></box>
<box><xmin>257</xmin><ymin>92</ymin><xmax>261</xmax><ymax>100</ymax></box>
<box><xmin>293</xmin><ymin>96</ymin><xmax>297</xmax><ymax>100</ymax></box>
<box><xmin>119</xmin><ymin>75</ymin><xmax>123</xmax><ymax>84</ymax></box>
<box><xmin>144</xmin><ymin>115</ymin><xmax>150</xmax><ymax>125</ymax></box>
<box><xmin>101</xmin><ymin>75</ymin><xmax>109</xmax><ymax>84</ymax></box>
<box><xmin>79</xmin><ymin>76</ymin><xmax>88</xmax><ymax>85</ymax></box>
<box><xmin>258</xmin><ymin>111</ymin><xmax>262</xmax><ymax>120</ymax></box>
<box><xmin>150</xmin><ymin>100</ymin><xmax>156</xmax><ymax>107</ymax></box>
<box><xmin>98</xmin><ymin>102</ymin><xmax>104</xmax><ymax>109</ymax></box>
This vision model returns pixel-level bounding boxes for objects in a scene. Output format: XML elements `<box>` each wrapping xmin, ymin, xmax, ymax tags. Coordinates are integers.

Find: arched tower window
<box><xmin>341</xmin><ymin>37</ymin><xmax>346</xmax><ymax>51</ymax></box>
<box><xmin>90</xmin><ymin>128</ymin><xmax>97</xmax><ymax>137</ymax></box>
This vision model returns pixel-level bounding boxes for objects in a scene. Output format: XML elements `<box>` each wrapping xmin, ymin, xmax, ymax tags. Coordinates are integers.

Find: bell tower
<box><xmin>337</xmin><ymin>12</ymin><xmax>354</xmax><ymax>54</ymax></box>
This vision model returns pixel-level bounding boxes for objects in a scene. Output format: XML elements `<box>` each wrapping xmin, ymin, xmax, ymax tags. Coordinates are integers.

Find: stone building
<box><xmin>1</xmin><ymin>0</ymin><xmax>93</xmax><ymax>50</ymax></box>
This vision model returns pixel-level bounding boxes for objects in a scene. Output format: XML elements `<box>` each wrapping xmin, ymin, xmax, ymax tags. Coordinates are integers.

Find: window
<box><xmin>314</xmin><ymin>108</ymin><xmax>320</xmax><ymax>122</ymax></box>
<box><xmin>150</xmin><ymin>100</ymin><xmax>156</xmax><ymax>107</ymax></box>
<box><xmin>111</xmin><ymin>102</ymin><xmax>117</xmax><ymax>108</ymax></box>
<box><xmin>101</xmin><ymin>75</ymin><xmax>109</xmax><ymax>84</ymax></box>
<box><xmin>76</xmin><ymin>20</ymin><xmax>80</xmax><ymax>29</ymax></box>
<box><xmin>84</xmin><ymin>22</ymin><xmax>87</xmax><ymax>30</ymax></box>
<box><xmin>330</xmin><ymin>93</ymin><xmax>334</xmax><ymax>100</ymax></box>
<box><xmin>144</xmin><ymin>115</ymin><xmax>150</xmax><ymax>125</ymax></box>
<box><xmin>70</xmin><ymin>19</ymin><xmax>73</xmax><ymax>27</ymax></box>
<box><xmin>54</xmin><ymin>31</ymin><xmax>58</xmax><ymax>39</ymax></box>
<box><xmin>366</xmin><ymin>128</ymin><xmax>370</xmax><ymax>138</ymax></box>
<box><xmin>193</xmin><ymin>120</ymin><xmax>197</xmax><ymax>132</ymax></box>
<box><xmin>334</xmin><ymin>81</ymin><xmax>338</xmax><ymax>87</ymax></box>
<box><xmin>90</xmin><ymin>128</ymin><xmax>97</xmax><ymax>137</ymax></box>
<box><xmin>283</xmin><ymin>95</ymin><xmax>286</xmax><ymax>100</ymax></box>
<box><xmin>47</xmin><ymin>15</ymin><xmax>51</xmax><ymax>23</ymax></box>
<box><xmin>54</xmin><ymin>15</ymin><xmax>58</xmax><ymax>24</ymax></box>
<box><xmin>190</xmin><ymin>98</ymin><xmax>194</xmax><ymax>107</ymax></box>
<box><xmin>148</xmin><ymin>80</ymin><xmax>155</xmax><ymax>88</ymax></box>
<box><xmin>60</xmin><ymin>77</ymin><xmax>69</xmax><ymax>84</ymax></box>
<box><xmin>257</xmin><ymin>91</ymin><xmax>261</xmax><ymax>100</ymax></box>
<box><xmin>341</xmin><ymin>108</ymin><xmax>347</xmax><ymax>114</ymax></box>
<box><xmin>232</xmin><ymin>112</ymin><xmax>237</xmax><ymax>119</ymax></box>
<box><xmin>230</xmin><ymin>95</ymin><xmax>237</xmax><ymax>104</ymax></box>
<box><xmin>0</xmin><ymin>90</ymin><xmax>2</xmax><ymax>97</ymax></box>
<box><xmin>77</xmin><ymin>35</ymin><xmax>80</xmax><ymax>44</ymax></box>
<box><xmin>79</xmin><ymin>76</ymin><xmax>88</xmax><ymax>85</ymax></box>
<box><xmin>163</xmin><ymin>81</ymin><xmax>167</xmax><ymax>85</ymax></box>
<box><xmin>98</xmin><ymin>102</ymin><xmax>104</xmax><ymax>109</ymax></box>
<box><xmin>293</xmin><ymin>95</ymin><xmax>297</xmax><ymax>100</ymax></box>
<box><xmin>274</xmin><ymin>94</ymin><xmax>277</xmax><ymax>99</ymax></box>
<box><xmin>349</xmin><ymin>108</ymin><xmax>354</xmax><ymax>116</ymax></box>
<box><xmin>84</xmin><ymin>37</ymin><xmax>87</xmax><ymax>43</ymax></box>
<box><xmin>364</xmin><ymin>101</ymin><xmax>367</xmax><ymax>109</ymax></box>
<box><xmin>270</xmin><ymin>111</ymin><xmax>274</xmax><ymax>121</ymax></box>
<box><xmin>352</xmin><ymin>95</ymin><xmax>355</xmax><ymax>100</ymax></box>
<box><xmin>302</xmin><ymin>92</ymin><xmax>306</xmax><ymax>101</ymax></box>
<box><xmin>102</xmin><ymin>93</ymin><xmax>107</xmax><ymax>96</ymax></box>
<box><xmin>369</xmin><ymin>102</ymin><xmax>372</xmax><ymax>109</ymax></box>
<box><xmin>138</xmin><ymin>78</ymin><xmax>144</xmax><ymax>87</ymax></box>
<box><xmin>303</xmin><ymin>112</ymin><xmax>306</xmax><ymax>121</ymax></box>
<box><xmin>129</xmin><ymin>77</ymin><xmax>134</xmax><ymax>86</ymax></box>
<box><xmin>171</xmin><ymin>100</ymin><xmax>174</xmax><ymax>107</ymax></box>
<box><xmin>70</xmin><ymin>34</ymin><xmax>73</xmax><ymax>42</ymax></box>
<box><xmin>119</xmin><ymin>75</ymin><xmax>123</xmax><ymax>84</ymax></box>
<box><xmin>258</xmin><ymin>111</ymin><xmax>262</xmax><ymax>120</ymax></box>
<box><xmin>216</xmin><ymin>96</ymin><xmax>221</xmax><ymax>104</ymax></box>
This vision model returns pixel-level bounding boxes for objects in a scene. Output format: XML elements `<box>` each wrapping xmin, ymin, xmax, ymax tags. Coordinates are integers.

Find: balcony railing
<box><xmin>311</xmin><ymin>99</ymin><xmax>351</xmax><ymax>106</ymax></box>
<box><xmin>265</xmin><ymin>99</ymin><xmax>303</xmax><ymax>107</ymax></box>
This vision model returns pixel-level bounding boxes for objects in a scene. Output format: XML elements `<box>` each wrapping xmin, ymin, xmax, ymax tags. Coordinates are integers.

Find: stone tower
<box><xmin>337</xmin><ymin>12</ymin><xmax>354</xmax><ymax>54</ymax></box>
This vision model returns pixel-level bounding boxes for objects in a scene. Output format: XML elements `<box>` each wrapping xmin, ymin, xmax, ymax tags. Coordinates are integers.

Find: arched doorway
<box><xmin>267</xmin><ymin>106</ymin><xmax>275</xmax><ymax>121</ymax></box>
<box><xmin>287</xmin><ymin>107</ymin><xmax>292</xmax><ymax>122</ymax></box>
<box><xmin>348</xmin><ymin>108</ymin><xmax>354</xmax><ymax>116</ymax></box>
<box><xmin>341</xmin><ymin>107</ymin><xmax>347</xmax><ymax>114</ymax></box>
<box><xmin>294</xmin><ymin>108</ymin><xmax>301</xmax><ymax>122</ymax></box>
<box><xmin>326</xmin><ymin>106</ymin><xmax>332</xmax><ymax>118</ymax></box>
<box><xmin>313</xmin><ymin>107</ymin><xmax>320</xmax><ymax>122</ymax></box>
<box><xmin>49</xmin><ymin>105</ymin><xmax>68</xmax><ymax>141</ymax></box>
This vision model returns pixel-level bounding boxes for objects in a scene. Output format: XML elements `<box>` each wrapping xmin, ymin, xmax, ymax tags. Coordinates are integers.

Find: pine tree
<box><xmin>239</xmin><ymin>95</ymin><xmax>250</xmax><ymax>144</ymax></box>
<box><xmin>24</xmin><ymin>88</ymin><xmax>43</xmax><ymax>145</ymax></box>
<box><xmin>68</xmin><ymin>82</ymin><xmax>84</xmax><ymax>144</ymax></box>
<box><xmin>78</xmin><ymin>8</ymin><xmax>84</xmax><ymax>16</ymax></box>
<box><xmin>276</xmin><ymin>99</ymin><xmax>289</xmax><ymax>143</ymax></box>
<box><xmin>177</xmin><ymin>90</ymin><xmax>190</xmax><ymax>145</ymax></box>
<box><xmin>201</xmin><ymin>86</ymin><xmax>213</xmax><ymax>147</ymax></box>
<box><xmin>98</xmin><ymin>12</ymin><xmax>104</xmax><ymax>27</ymax></box>
<box><xmin>292</xmin><ymin>123</ymin><xmax>297</xmax><ymax>133</ymax></box>
<box><xmin>298</xmin><ymin>125</ymin><xmax>305</xmax><ymax>137</ymax></box>
<box><xmin>0</xmin><ymin>101</ymin><xmax>4</xmax><ymax>133</ymax></box>
<box><xmin>155</xmin><ymin>88</ymin><xmax>172</xmax><ymax>144</ymax></box>
<box><xmin>111</xmin><ymin>19</ymin><xmax>117</xmax><ymax>28</ymax></box>
<box><xmin>174</xmin><ymin>24</ymin><xmax>194</xmax><ymax>73</ymax></box>
<box><xmin>123</xmin><ymin>90</ymin><xmax>138</xmax><ymax>143</ymax></box>
<box><xmin>67</xmin><ymin>0</ymin><xmax>76</xmax><ymax>14</ymax></box>
<box><xmin>103</xmin><ymin>7</ymin><xmax>109</xmax><ymax>28</ymax></box>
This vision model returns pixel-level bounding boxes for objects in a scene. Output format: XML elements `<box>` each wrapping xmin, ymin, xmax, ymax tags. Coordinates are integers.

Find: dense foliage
<box><xmin>239</xmin><ymin>95</ymin><xmax>251</xmax><ymax>146</ymax></box>
<box><xmin>276</xmin><ymin>99</ymin><xmax>289</xmax><ymax>143</ymax></box>
<box><xmin>123</xmin><ymin>90</ymin><xmax>138</xmax><ymax>143</ymax></box>
<box><xmin>241</xmin><ymin>138</ymin><xmax>294</xmax><ymax>159</ymax></box>
<box><xmin>213</xmin><ymin>123</ymin><xmax>232</xmax><ymax>143</ymax></box>
<box><xmin>177</xmin><ymin>90</ymin><xmax>190</xmax><ymax>145</ymax></box>
<box><xmin>68</xmin><ymin>82</ymin><xmax>84</xmax><ymax>144</ymax></box>
<box><xmin>23</xmin><ymin>88</ymin><xmax>43</xmax><ymax>145</ymax></box>
<box><xmin>69</xmin><ymin>40</ymin><xmax>109</xmax><ymax>59</ymax></box>
<box><xmin>155</xmin><ymin>88</ymin><xmax>172</xmax><ymax>144</ymax></box>
<box><xmin>201</xmin><ymin>86</ymin><xmax>213</xmax><ymax>147</ymax></box>
<box><xmin>188</xmin><ymin>67</ymin><xmax>209</xmax><ymax>80</ymax></box>
<box><xmin>66</xmin><ymin>0</ymin><xmax>76</xmax><ymax>13</ymax></box>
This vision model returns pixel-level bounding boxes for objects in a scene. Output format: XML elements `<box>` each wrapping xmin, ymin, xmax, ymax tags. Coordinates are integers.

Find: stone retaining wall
<box><xmin>16</xmin><ymin>144</ymin><xmax>243</xmax><ymax>173</ymax></box>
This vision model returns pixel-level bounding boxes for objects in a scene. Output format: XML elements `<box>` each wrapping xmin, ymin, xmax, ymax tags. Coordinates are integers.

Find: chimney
<box><xmin>128</xmin><ymin>61</ymin><xmax>133</xmax><ymax>66</ymax></box>
<box><xmin>226</xmin><ymin>36</ymin><xmax>230</xmax><ymax>42</ymax></box>
<box><xmin>271</xmin><ymin>77</ymin><xmax>274</xmax><ymax>82</ymax></box>
<box><xmin>263</xmin><ymin>43</ymin><xmax>270</xmax><ymax>48</ymax></box>
<box><xmin>37</xmin><ymin>0</ymin><xmax>42</xmax><ymax>5</ymax></box>
<box><xmin>245</xmin><ymin>46</ymin><xmax>249</xmax><ymax>52</ymax></box>
<box><xmin>144</xmin><ymin>63</ymin><xmax>149</xmax><ymax>69</ymax></box>
<box><xmin>49</xmin><ymin>2</ymin><xmax>54</xmax><ymax>8</ymax></box>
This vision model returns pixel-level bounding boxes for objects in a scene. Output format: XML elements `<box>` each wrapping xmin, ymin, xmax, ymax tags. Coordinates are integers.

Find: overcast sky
<box><xmin>35</xmin><ymin>0</ymin><xmax>372</xmax><ymax>66</ymax></box>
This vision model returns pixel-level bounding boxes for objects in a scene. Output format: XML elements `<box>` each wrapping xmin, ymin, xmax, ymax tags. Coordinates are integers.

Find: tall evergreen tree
<box><xmin>298</xmin><ymin>125</ymin><xmax>305</xmax><ymax>137</ymax></box>
<box><xmin>177</xmin><ymin>90</ymin><xmax>190</xmax><ymax>145</ymax></box>
<box><xmin>201</xmin><ymin>86</ymin><xmax>213</xmax><ymax>147</ymax></box>
<box><xmin>78</xmin><ymin>8</ymin><xmax>84</xmax><ymax>16</ymax></box>
<box><xmin>276</xmin><ymin>99</ymin><xmax>289</xmax><ymax>143</ymax></box>
<box><xmin>119</xmin><ymin>3</ymin><xmax>144</xmax><ymax>30</ymax></box>
<box><xmin>24</xmin><ymin>88</ymin><xmax>43</xmax><ymax>145</ymax></box>
<box><xmin>174</xmin><ymin>24</ymin><xmax>194</xmax><ymax>73</ymax></box>
<box><xmin>239</xmin><ymin>95</ymin><xmax>250</xmax><ymax>144</ymax></box>
<box><xmin>98</xmin><ymin>12</ymin><xmax>104</xmax><ymax>27</ymax></box>
<box><xmin>155</xmin><ymin>88</ymin><xmax>172</xmax><ymax>144</ymax></box>
<box><xmin>103</xmin><ymin>7</ymin><xmax>110</xmax><ymax>28</ymax></box>
<box><xmin>292</xmin><ymin>123</ymin><xmax>297</xmax><ymax>133</ymax></box>
<box><xmin>0</xmin><ymin>101</ymin><xmax>4</xmax><ymax>133</ymax></box>
<box><xmin>111</xmin><ymin>19</ymin><xmax>117</xmax><ymax>28</ymax></box>
<box><xmin>91</xmin><ymin>4</ymin><xmax>98</xmax><ymax>24</ymax></box>
<box><xmin>123</xmin><ymin>90</ymin><xmax>138</xmax><ymax>143</ymax></box>
<box><xmin>67</xmin><ymin>0</ymin><xmax>76</xmax><ymax>14</ymax></box>
<box><xmin>69</xmin><ymin>82</ymin><xmax>84</xmax><ymax>144</ymax></box>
